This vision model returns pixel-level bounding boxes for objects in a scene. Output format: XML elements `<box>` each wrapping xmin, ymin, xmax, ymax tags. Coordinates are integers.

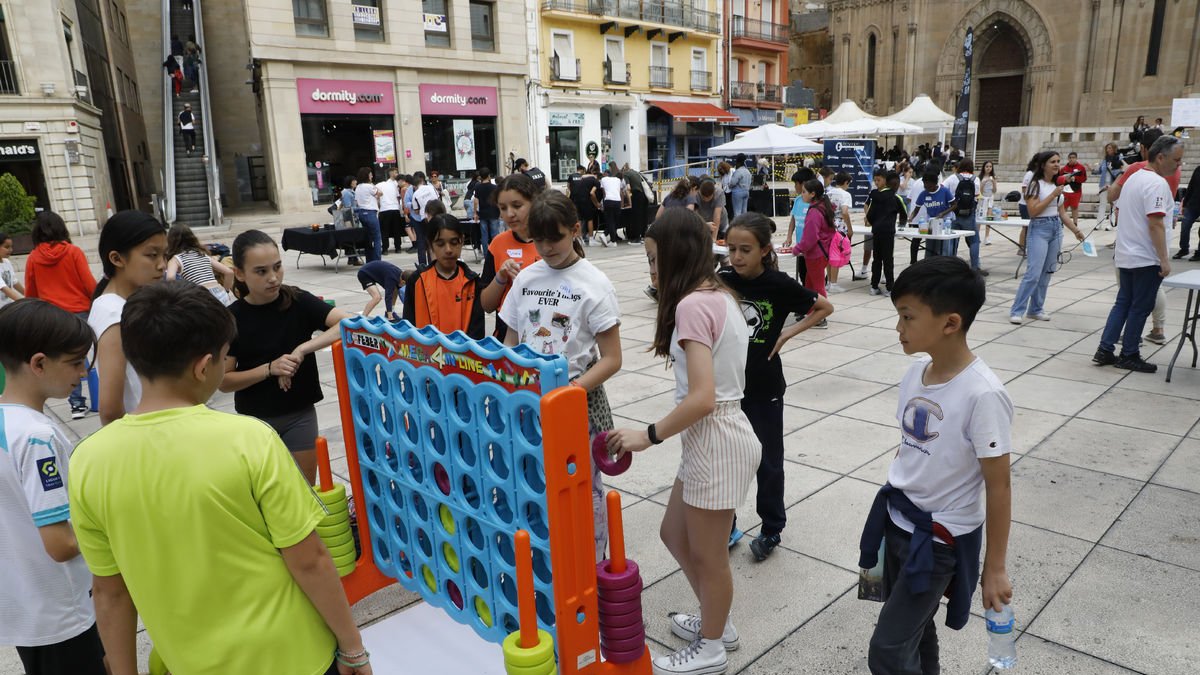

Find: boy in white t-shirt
<box><xmin>0</xmin><ymin>231</ymin><xmax>25</xmax><ymax>306</ymax></box>
<box><xmin>0</xmin><ymin>299</ymin><xmax>106</xmax><ymax>674</ymax></box>
<box><xmin>859</xmin><ymin>256</ymin><xmax>1013</xmax><ymax>675</ymax></box>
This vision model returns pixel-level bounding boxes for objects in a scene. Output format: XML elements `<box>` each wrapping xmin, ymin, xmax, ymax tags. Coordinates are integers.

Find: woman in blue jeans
<box><xmin>1010</xmin><ymin>152</ymin><xmax>1085</xmax><ymax>324</ymax></box>
<box><xmin>352</xmin><ymin>166</ymin><xmax>383</xmax><ymax>262</ymax></box>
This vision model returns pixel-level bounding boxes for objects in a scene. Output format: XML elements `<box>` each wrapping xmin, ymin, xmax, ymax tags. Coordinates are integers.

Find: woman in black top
<box><xmin>219</xmin><ymin>230</ymin><xmax>351</xmax><ymax>483</ymax></box>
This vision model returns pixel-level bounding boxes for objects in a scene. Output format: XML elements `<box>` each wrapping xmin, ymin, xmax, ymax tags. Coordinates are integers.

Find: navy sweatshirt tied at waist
<box><xmin>858</xmin><ymin>483</ymin><xmax>983</xmax><ymax>630</ymax></box>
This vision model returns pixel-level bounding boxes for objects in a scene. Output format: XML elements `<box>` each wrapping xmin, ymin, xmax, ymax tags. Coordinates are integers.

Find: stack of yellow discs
<box><xmin>502</xmin><ymin>629</ymin><xmax>557</xmax><ymax>675</ymax></box>
<box><xmin>316</xmin><ymin>484</ymin><xmax>356</xmax><ymax>576</ymax></box>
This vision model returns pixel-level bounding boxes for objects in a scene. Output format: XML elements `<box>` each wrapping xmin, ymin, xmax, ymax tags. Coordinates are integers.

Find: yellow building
<box><xmin>531</xmin><ymin>0</ymin><xmax>733</xmax><ymax>179</ymax></box>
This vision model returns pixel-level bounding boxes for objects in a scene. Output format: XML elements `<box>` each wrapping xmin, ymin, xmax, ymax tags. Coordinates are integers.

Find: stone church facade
<box><xmin>827</xmin><ymin>0</ymin><xmax>1200</xmax><ymax>150</ymax></box>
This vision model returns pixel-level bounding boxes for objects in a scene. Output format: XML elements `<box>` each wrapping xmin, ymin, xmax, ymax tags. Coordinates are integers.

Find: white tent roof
<box><xmin>788</xmin><ymin>119</ymin><xmax>838</xmax><ymax>138</ymax></box>
<box><xmin>707</xmin><ymin>124</ymin><xmax>822</xmax><ymax>156</ymax></box>
<box><xmin>886</xmin><ymin>94</ymin><xmax>955</xmax><ymax>130</ymax></box>
<box><xmin>828</xmin><ymin>117</ymin><xmax>924</xmax><ymax>137</ymax></box>
<box><xmin>822</xmin><ymin>99</ymin><xmax>878</xmax><ymax>125</ymax></box>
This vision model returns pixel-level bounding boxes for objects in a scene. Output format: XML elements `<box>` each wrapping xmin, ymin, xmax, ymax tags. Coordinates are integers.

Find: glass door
<box><xmin>549</xmin><ymin>127</ymin><xmax>580</xmax><ymax>181</ymax></box>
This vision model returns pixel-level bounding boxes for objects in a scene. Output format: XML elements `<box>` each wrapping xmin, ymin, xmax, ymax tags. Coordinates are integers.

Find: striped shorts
<box><xmin>677</xmin><ymin>401</ymin><xmax>762</xmax><ymax>510</ymax></box>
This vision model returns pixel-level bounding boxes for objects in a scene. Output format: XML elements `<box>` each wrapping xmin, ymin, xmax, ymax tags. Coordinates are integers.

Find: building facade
<box><xmin>0</xmin><ymin>0</ymin><xmax>149</xmax><ymax>234</ymax></box>
<box><xmin>127</xmin><ymin>0</ymin><xmax>529</xmax><ymax>214</ymax></box>
<box><xmin>828</xmin><ymin>0</ymin><xmax>1200</xmax><ymax>151</ymax></box>
<box><xmin>788</xmin><ymin>7</ymin><xmax>832</xmax><ymax>113</ymax></box>
<box><xmin>529</xmin><ymin>0</ymin><xmax>729</xmax><ymax>177</ymax></box>
<box><xmin>725</xmin><ymin>0</ymin><xmax>790</xmax><ymax>131</ymax></box>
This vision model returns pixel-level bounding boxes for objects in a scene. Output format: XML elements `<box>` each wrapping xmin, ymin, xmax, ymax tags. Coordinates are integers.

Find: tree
<box><xmin>0</xmin><ymin>173</ymin><xmax>35</xmax><ymax>234</ymax></box>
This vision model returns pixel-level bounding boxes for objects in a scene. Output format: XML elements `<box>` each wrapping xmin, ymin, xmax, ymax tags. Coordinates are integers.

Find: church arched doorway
<box><xmin>974</xmin><ymin>21</ymin><xmax>1027</xmax><ymax>151</ymax></box>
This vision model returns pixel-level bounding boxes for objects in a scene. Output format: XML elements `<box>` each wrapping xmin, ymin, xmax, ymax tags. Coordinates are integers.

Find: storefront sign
<box><xmin>297</xmin><ymin>78</ymin><xmax>395</xmax><ymax>115</ymax></box>
<box><xmin>423</xmin><ymin>13</ymin><xmax>447</xmax><ymax>32</ymax></box>
<box><xmin>0</xmin><ymin>139</ymin><xmax>39</xmax><ymax>161</ymax></box>
<box><xmin>374</xmin><ymin>130</ymin><xmax>395</xmax><ymax>163</ymax></box>
<box><xmin>419</xmin><ymin>84</ymin><xmax>498</xmax><ymax>117</ymax></box>
<box><xmin>549</xmin><ymin>112</ymin><xmax>585</xmax><ymax>127</ymax></box>
<box><xmin>453</xmin><ymin>119</ymin><xmax>477</xmax><ymax>171</ymax></box>
<box><xmin>352</xmin><ymin>4</ymin><xmax>380</xmax><ymax>25</ymax></box>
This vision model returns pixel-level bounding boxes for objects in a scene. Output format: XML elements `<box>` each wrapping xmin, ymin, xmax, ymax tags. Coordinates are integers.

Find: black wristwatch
<box><xmin>647</xmin><ymin>423</ymin><xmax>663</xmax><ymax>445</ymax></box>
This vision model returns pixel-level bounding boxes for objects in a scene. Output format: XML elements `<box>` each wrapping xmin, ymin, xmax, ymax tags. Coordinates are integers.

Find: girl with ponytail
<box><xmin>795</xmin><ymin>178</ymin><xmax>836</xmax><ymax>296</ymax></box>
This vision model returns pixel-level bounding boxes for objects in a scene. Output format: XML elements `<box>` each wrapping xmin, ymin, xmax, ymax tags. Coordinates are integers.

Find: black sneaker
<box><xmin>1174</xmin><ymin>249</ymin><xmax>1191</xmax><ymax>260</ymax></box>
<box><xmin>975</xmin><ymin>267</ymin><xmax>990</xmax><ymax>277</ymax></box>
<box><xmin>749</xmin><ymin>533</ymin><xmax>781</xmax><ymax>562</ymax></box>
<box><xmin>1115</xmin><ymin>353</ymin><xmax>1157</xmax><ymax>373</ymax></box>
<box><xmin>1092</xmin><ymin>348</ymin><xmax>1117</xmax><ymax>366</ymax></box>
<box><xmin>70</xmin><ymin>405</ymin><xmax>88</xmax><ymax>420</ymax></box>
<box><xmin>1189</xmin><ymin>253</ymin><xmax>1200</xmax><ymax>262</ymax></box>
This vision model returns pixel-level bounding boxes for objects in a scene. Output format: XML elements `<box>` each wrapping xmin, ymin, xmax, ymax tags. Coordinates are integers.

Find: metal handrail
<box><xmin>649</xmin><ymin>65</ymin><xmax>673</xmax><ymax>88</ymax></box>
<box><xmin>160</xmin><ymin>0</ymin><xmax>175</xmax><ymax>223</ymax></box>
<box><xmin>191</xmin><ymin>0</ymin><xmax>221</xmax><ymax>226</ymax></box>
<box><xmin>690</xmin><ymin>69</ymin><xmax>711</xmax><ymax>91</ymax></box>
<box><xmin>730</xmin><ymin>80</ymin><xmax>757</xmax><ymax>100</ymax></box>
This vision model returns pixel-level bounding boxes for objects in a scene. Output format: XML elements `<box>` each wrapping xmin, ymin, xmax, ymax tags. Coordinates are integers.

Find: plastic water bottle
<box><xmin>985</xmin><ymin>605</ymin><xmax>1017</xmax><ymax>669</ymax></box>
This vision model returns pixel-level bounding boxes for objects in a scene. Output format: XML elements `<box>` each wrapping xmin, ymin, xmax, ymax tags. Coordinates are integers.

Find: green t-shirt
<box><xmin>69</xmin><ymin>405</ymin><xmax>335</xmax><ymax>675</ymax></box>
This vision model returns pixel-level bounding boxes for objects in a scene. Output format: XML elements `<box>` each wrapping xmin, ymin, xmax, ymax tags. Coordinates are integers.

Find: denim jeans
<box><xmin>731</xmin><ymin>188</ymin><xmax>750</xmax><ymax>218</ymax></box>
<box><xmin>479</xmin><ymin>218</ymin><xmax>504</xmax><ymax>251</ymax></box>
<box><xmin>1100</xmin><ymin>265</ymin><xmax>1165</xmax><ymax>357</ymax></box>
<box><xmin>411</xmin><ymin>218</ymin><xmax>429</xmax><ymax>267</ymax></box>
<box><xmin>1010</xmin><ymin>216</ymin><xmax>1062</xmax><ymax>317</ymax></box>
<box><xmin>354</xmin><ymin>208</ymin><xmax>383</xmax><ymax>262</ymax></box>
<box><xmin>956</xmin><ymin>212</ymin><xmax>980</xmax><ymax>268</ymax></box>
<box><xmin>1178</xmin><ymin>206</ymin><xmax>1199</xmax><ymax>253</ymax></box>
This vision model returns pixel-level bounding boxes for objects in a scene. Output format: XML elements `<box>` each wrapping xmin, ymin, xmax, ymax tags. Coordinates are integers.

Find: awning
<box><xmin>647</xmin><ymin>100</ymin><xmax>737</xmax><ymax>123</ymax></box>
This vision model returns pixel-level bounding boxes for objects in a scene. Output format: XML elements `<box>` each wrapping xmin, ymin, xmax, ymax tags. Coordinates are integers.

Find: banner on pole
<box><xmin>452</xmin><ymin>119</ymin><xmax>477</xmax><ymax>171</ymax></box>
<box><xmin>373</xmin><ymin>130</ymin><xmax>395</xmax><ymax>164</ymax></box>
<box><xmin>950</xmin><ymin>27</ymin><xmax>973</xmax><ymax>152</ymax></box>
<box><xmin>822</xmin><ymin>139</ymin><xmax>876</xmax><ymax>208</ymax></box>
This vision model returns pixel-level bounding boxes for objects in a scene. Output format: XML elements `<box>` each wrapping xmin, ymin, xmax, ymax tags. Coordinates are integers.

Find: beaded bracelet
<box><xmin>335</xmin><ymin>648</ymin><xmax>370</xmax><ymax>668</ymax></box>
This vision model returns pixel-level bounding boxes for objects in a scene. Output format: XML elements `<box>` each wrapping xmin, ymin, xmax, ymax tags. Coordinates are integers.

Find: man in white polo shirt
<box><xmin>1093</xmin><ymin>135</ymin><xmax>1185</xmax><ymax>373</ymax></box>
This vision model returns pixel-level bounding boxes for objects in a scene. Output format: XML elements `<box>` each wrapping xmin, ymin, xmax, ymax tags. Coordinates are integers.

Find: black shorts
<box><xmin>16</xmin><ymin>623</ymin><xmax>106</xmax><ymax>675</ymax></box>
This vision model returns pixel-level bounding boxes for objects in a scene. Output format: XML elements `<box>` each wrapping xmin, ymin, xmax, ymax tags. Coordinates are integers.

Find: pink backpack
<box><xmin>819</xmin><ymin>229</ymin><xmax>852</xmax><ymax>267</ymax></box>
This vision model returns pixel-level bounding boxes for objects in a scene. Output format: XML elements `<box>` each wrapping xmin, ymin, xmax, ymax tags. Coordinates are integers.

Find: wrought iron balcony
<box><xmin>761</xmin><ymin>83</ymin><xmax>782</xmax><ymax>103</ymax></box>
<box><xmin>731</xmin><ymin>15</ymin><xmax>789</xmax><ymax>43</ymax></box>
<box><xmin>649</xmin><ymin>65</ymin><xmax>674</xmax><ymax>88</ymax></box>
<box><xmin>543</xmin><ymin>0</ymin><xmax>719</xmax><ymax>34</ymax></box>
<box><xmin>550</xmin><ymin>55</ymin><xmax>581</xmax><ymax>82</ymax></box>
<box><xmin>0</xmin><ymin>61</ymin><xmax>17</xmax><ymax>95</ymax></box>
<box><xmin>730</xmin><ymin>80</ymin><xmax>757</xmax><ymax>101</ymax></box>
<box><xmin>690</xmin><ymin>69</ymin><xmax>712</xmax><ymax>91</ymax></box>
<box><xmin>604</xmin><ymin>59</ymin><xmax>630</xmax><ymax>85</ymax></box>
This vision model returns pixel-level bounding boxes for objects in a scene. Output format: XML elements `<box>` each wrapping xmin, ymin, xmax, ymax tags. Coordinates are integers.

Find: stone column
<box><xmin>905</xmin><ymin>22</ymin><xmax>917</xmax><ymax>103</ymax></box>
<box><xmin>840</xmin><ymin>33</ymin><xmax>850</xmax><ymax>102</ymax></box>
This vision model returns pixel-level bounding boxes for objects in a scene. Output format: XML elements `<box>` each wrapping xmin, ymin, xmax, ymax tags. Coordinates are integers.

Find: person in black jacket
<box><xmin>865</xmin><ymin>171</ymin><xmax>908</xmax><ymax>295</ymax></box>
<box><xmin>1177</xmin><ymin>164</ymin><xmax>1200</xmax><ymax>261</ymax></box>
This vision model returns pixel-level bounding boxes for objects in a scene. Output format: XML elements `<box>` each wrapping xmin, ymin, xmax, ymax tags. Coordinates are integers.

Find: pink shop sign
<box><xmin>297</xmin><ymin>78</ymin><xmax>395</xmax><ymax>115</ymax></box>
<box><xmin>418</xmin><ymin>84</ymin><xmax>498</xmax><ymax>117</ymax></box>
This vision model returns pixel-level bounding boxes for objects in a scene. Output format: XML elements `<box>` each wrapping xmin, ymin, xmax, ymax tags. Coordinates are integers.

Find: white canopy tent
<box><xmin>821</xmin><ymin>99</ymin><xmax>878</xmax><ymax>125</ymax></box>
<box><xmin>708</xmin><ymin>124</ymin><xmax>822</xmax><ymax>156</ymax></box>
<box><xmin>788</xmin><ymin>118</ymin><xmax>839</xmax><ymax>138</ymax></box>
<box><xmin>828</xmin><ymin>117</ymin><xmax>924</xmax><ymax>137</ymax></box>
<box><xmin>884</xmin><ymin>94</ymin><xmax>955</xmax><ymax>141</ymax></box>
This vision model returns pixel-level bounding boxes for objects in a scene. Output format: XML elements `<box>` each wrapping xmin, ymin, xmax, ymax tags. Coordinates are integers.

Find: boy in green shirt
<box><xmin>69</xmin><ymin>281</ymin><xmax>372</xmax><ymax>675</ymax></box>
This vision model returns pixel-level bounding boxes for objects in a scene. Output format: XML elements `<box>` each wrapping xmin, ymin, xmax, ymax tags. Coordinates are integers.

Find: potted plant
<box><xmin>0</xmin><ymin>173</ymin><xmax>36</xmax><ymax>254</ymax></box>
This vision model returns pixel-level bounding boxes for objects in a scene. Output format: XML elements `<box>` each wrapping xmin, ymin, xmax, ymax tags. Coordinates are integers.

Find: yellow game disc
<box><xmin>502</xmin><ymin>629</ymin><xmax>556</xmax><ymax>669</ymax></box>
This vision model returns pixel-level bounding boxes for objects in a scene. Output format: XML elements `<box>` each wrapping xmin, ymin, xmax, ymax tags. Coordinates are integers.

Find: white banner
<box><xmin>453</xmin><ymin>119</ymin><xmax>477</xmax><ymax>172</ymax></box>
<box><xmin>423</xmin><ymin>13</ymin><xmax>447</xmax><ymax>32</ymax></box>
<box><xmin>1172</xmin><ymin>98</ymin><xmax>1200</xmax><ymax>127</ymax></box>
<box><xmin>352</xmin><ymin>4</ymin><xmax>380</xmax><ymax>25</ymax></box>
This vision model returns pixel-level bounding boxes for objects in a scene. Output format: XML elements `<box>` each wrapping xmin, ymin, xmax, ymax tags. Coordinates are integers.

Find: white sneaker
<box><xmin>827</xmin><ymin>283</ymin><xmax>845</xmax><ymax>294</ymax></box>
<box><xmin>669</xmin><ymin>613</ymin><xmax>739</xmax><ymax>651</ymax></box>
<box><xmin>653</xmin><ymin>638</ymin><xmax>727</xmax><ymax>675</ymax></box>
<box><xmin>1027</xmin><ymin>312</ymin><xmax>1051</xmax><ymax>321</ymax></box>
<box><xmin>597</xmin><ymin>233</ymin><xmax>610</xmax><ymax>247</ymax></box>
<box><xmin>1009</xmin><ymin>315</ymin><xmax>1023</xmax><ymax>325</ymax></box>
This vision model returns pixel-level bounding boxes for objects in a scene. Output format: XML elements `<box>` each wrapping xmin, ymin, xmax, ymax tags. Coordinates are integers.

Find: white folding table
<box><xmin>1162</xmin><ymin>269</ymin><xmax>1200</xmax><ymax>382</ymax></box>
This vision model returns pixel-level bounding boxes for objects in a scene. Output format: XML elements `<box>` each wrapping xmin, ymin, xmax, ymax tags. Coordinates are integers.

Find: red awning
<box><xmin>648</xmin><ymin>100</ymin><xmax>737</xmax><ymax>123</ymax></box>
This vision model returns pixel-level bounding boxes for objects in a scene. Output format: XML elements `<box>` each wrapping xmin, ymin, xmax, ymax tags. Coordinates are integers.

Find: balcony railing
<box><xmin>731</xmin><ymin>15</ymin><xmax>789</xmax><ymax>43</ymax></box>
<box><xmin>649</xmin><ymin>65</ymin><xmax>673</xmax><ymax>88</ymax></box>
<box><xmin>604</xmin><ymin>59</ymin><xmax>630</xmax><ymax>85</ymax></box>
<box><xmin>761</xmin><ymin>83</ymin><xmax>782</xmax><ymax>102</ymax></box>
<box><xmin>544</xmin><ymin>0</ymin><xmax>719</xmax><ymax>33</ymax></box>
<box><xmin>690</xmin><ymin>69</ymin><xmax>711</xmax><ymax>91</ymax></box>
<box><xmin>0</xmin><ymin>60</ymin><xmax>18</xmax><ymax>94</ymax></box>
<box><xmin>550</xmin><ymin>55</ymin><xmax>581</xmax><ymax>82</ymax></box>
<box><xmin>730</xmin><ymin>80</ymin><xmax>757</xmax><ymax>101</ymax></box>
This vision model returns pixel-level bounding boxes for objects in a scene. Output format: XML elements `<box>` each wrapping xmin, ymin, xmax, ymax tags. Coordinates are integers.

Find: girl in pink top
<box><xmin>796</xmin><ymin>178</ymin><xmax>837</xmax><ymax>297</ymax></box>
<box><xmin>607</xmin><ymin>208</ymin><xmax>760</xmax><ymax>675</ymax></box>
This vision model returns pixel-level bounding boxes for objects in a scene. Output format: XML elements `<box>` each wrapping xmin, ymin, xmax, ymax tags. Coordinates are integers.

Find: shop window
<box><xmin>353</xmin><ymin>0</ymin><xmax>384</xmax><ymax>42</ymax></box>
<box><xmin>1145</xmin><ymin>0</ymin><xmax>1165</xmax><ymax>76</ymax></box>
<box><xmin>293</xmin><ymin>0</ymin><xmax>329</xmax><ymax>37</ymax></box>
<box><xmin>424</xmin><ymin>0</ymin><xmax>450</xmax><ymax>48</ymax></box>
<box><xmin>470</xmin><ymin>1</ymin><xmax>494</xmax><ymax>52</ymax></box>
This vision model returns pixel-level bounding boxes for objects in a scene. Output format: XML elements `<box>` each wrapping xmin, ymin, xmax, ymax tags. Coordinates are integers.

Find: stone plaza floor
<box><xmin>4</xmin><ymin>215</ymin><xmax>1197</xmax><ymax>674</ymax></box>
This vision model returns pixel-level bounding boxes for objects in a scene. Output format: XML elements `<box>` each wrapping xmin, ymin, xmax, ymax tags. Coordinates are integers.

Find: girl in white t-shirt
<box><xmin>1009</xmin><ymin>152</ymin><xmax>1085</xmax><ymax>324</ymax></box>
<box><xmin>501</xmin><ymin>191</ymin><xmax>622</xmax><ymax>562</ymax></box>
<box><xmin>607</xmin><ymin>208</ymin><xmax>760</xmax><ymax>674</ymax></box>
<box><xmin>88</xmin><ymin>211</ymin><xmax>168</xmax><ymax>425</ymax></box>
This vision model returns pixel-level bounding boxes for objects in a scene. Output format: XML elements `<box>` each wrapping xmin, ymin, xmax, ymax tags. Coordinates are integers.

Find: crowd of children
<box><xmin>1</xmin><ymin>159</ymin><xmax>1016</xmax><ymax>675</ymax></box>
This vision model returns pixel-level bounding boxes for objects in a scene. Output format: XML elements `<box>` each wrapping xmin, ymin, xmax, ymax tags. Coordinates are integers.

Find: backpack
<box><xmin>953</xmin><ymin>175</ymin><xmax>976</xmax><ymax>216</ymax></box>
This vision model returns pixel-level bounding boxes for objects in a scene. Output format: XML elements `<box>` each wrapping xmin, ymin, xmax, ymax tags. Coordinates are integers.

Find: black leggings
<box><xmin>871</xmin><ymin>227</ymin><xmax>895</xmax><ymax>290</ymax></box>
<box><xmin>603</xmin><ymin>201</ymin><xmax>621</xmax><ymax>239</ymax></box>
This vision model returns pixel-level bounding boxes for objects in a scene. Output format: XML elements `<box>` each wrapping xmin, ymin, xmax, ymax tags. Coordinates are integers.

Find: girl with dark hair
<box><xmin>220</xmin><ymin>230</ymin><xmax>352</xmax><ymax>483</ymax></box>
<box><xmin>1009</xmin><ymin>152</ymin><xmax>1084</xmax><ymax>324</ymax></box>
<box><xmin>88</xmin><ymin>211</ymin><xmax>167</xmax><ymax>425</ymax></box>
<box><xmin>502</xmin><ymin>191</ymin><xmax>621</xmax><ymax>561</ymax></box>
<box><xmin>402</xmin><ymin>214</ymin><xmax>485</xmax><ymax>339</ymax></box>
<box><xmin>795</xmin><ymin>178</ymin><xmax>836</xmax><ymax>297</ymax></box>
<box><xmin>980</xmin><ymin>160</ymin><xmax>998</xmax><ymax>244</ymax></box>
<box><xmin>165</xmin><ymin>223</ymin><xmax>234</xmax><ymax>305</ymax></box>
<box><xmin>353</xmin><ymin>166</ymin><xmax>382</xmax><ymax>262</ymax></box>
<box><xmin>479</xmin><ymin>173</ymin><xmax>543</xmax><ymax>341</ymax></box>
<box><xmin>605</xmin><ymin>208</ymin><xmax>759</xmax><ymax>674</ymax></box>
<box><xmin>657</xmin><ymin>178</ymin><xmax>699</xmax><ymax>219</ymax></box>
<box><xmin>24</xmin><ymin>211</ymin><xmax>97</xmax><ymax>417</ymax></box>
<box><xmin>719</xmin><ymin>213</ymin><xmax>832</xmax><ymax>561</ymax></box>
<box><xmin>696</xmin><ymin>179</ymin><xmax>729</xmax><ymax>240</ymax></box>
